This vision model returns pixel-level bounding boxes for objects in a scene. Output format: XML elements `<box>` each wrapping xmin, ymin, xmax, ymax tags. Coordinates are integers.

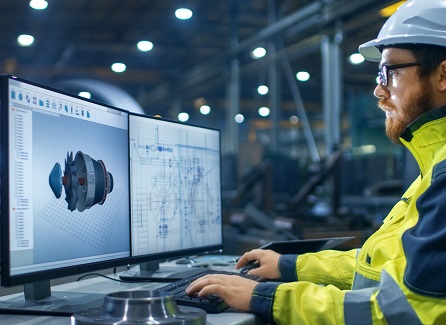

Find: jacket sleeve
<box><xmin>277</xmin><ymin>250</ymin><xmax>357</xmax><ymax>287</ymax></box>
<box><xmin>251</xmin><ymin>259</ymin><xmax>443</xmax><ymax>325</ymax></box>
<box><xmin>250</xmin><ymin>248</ymin><xmax>356</xmax><ymax>324</ymax></box>
<box><xmin>294</xmin><ymin>248</ymin><xmax>357</xmax><ymax>289</ymax></box>
<box><xmin>251</xmin><ymin>280</ymin><xmax>347</xmax><ymax>324</ymax></box>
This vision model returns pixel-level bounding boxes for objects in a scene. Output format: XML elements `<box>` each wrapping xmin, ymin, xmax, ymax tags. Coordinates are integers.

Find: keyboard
<box><xmin>155</xmin><ymin>269</ymin><xmax>264</xmax><ymax>313</ymax></box>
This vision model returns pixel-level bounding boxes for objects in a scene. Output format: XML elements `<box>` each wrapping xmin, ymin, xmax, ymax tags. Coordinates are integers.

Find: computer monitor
<box><xmin>0</xmin><ymin>75</ymin><xmax>130</xmax><ymax>313</ymax></box>
<box><xmin>121</xmin><ymin>113</ymin><xmax>223</xmax><ymax>281</ymax></box>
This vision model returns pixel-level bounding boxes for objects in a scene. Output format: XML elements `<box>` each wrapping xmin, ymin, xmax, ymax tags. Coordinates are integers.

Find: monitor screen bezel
<box><xmin>0</xmin><ymin>74</ymin><xmax>132</xmax><ymax>287</ymax></box>
<box><xmin>126</xmin><ymin>112</ymin><xmax>224</xmax><ymax>266</ymax></box>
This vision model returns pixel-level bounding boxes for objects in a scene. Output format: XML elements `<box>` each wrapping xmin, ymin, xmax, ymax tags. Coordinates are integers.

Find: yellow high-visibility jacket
<box><xmin>250</xmin><ymin>106</ymin><xmax>446</xmax><ymax>324</ymax></box>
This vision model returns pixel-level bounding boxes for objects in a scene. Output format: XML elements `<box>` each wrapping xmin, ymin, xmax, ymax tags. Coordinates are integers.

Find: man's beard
<box><xmin>378</xmin><ymin>81</ymin><xmax>434</xmax><ymax>144</ymax></box>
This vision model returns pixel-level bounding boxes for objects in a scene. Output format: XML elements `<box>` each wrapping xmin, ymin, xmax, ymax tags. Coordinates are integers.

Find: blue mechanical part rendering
<box><xmin>49</xmin><ymin>162</ymin><xmax>63</xmax><ymax>198</ymax></box>
<box><xmin>48</xmin><ymin>151</ymin><xmax>114</xmax><ymax>212</ymax></box>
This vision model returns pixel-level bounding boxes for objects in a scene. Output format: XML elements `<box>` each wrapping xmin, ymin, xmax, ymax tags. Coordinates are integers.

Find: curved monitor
<box><xmin>0</xmin><ymin>75</ymin><xmax>131</xmax><ymax>290</ymax></box>
<box><xmin>124</xmin><ymin>113</ymin><xmax>223</xmax><ymax>279</ymax></box>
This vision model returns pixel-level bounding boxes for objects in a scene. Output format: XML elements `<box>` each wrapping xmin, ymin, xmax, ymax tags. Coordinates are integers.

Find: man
<box><xmin>186</xmin><ymin>1</ymin><xmax>446</xmax><ymax>323</ymax></box>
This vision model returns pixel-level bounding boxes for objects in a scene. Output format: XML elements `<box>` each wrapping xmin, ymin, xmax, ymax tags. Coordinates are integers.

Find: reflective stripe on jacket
<box><xmin>250</xmin><ymin>105</ymin><xmax>446</xmax><ymax>324</ymax></box>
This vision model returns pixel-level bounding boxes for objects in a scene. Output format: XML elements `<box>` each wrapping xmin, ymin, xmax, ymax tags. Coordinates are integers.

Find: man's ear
<box><xmin>438</xmin><ymin>60</ymin><xmax>446</xmax><ymax>92</ymax></box>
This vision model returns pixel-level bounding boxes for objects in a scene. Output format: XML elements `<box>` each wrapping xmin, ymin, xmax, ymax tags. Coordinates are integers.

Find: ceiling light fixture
<box><xmin>29</xmin><ymin>0</ymin><xmax>48</xmax><ymax>10</ymax></box>
<box><xmin>289</xmin><ymin>115</ymin><xmax>299</xmax><ymax>125</ymax></box>
<box><xmin>235</xmin><ymin>114</ymin><xmax>244</xmax><ymax>123</ymax></box>
<box><xmin>296</xmin><ymin>71</ymin><xmax>310</xmax><ymax>82</ymax></box>
<box><xmin>17</xmin><ymin>34</ymin><xmax>35</xmax><ymax>46</ymax></box>
<box><xmin>178</xmin><ymin>112</ymin><xmax>190</xmax><ymax>122</ymax></box>
<box><xmin>175</xmin><ymin>8</ymin><xmax>193</xmax><ymax>20</ymax></box>
<box><xmin>137</xmin><ymin>41</ymin><xmax>153</xmax><ymax>52</ymax></box>
<box><xmin>111</xmin><ymin>63</ymin><xmax>126</xmax><ymax>73</ymax></box>
<box><xmin>251</xmin><ymin>47</ymin><xmax>266</xmax><ymax>59</ymax></box>
<box><xmin>349</xmin><ymin>53</ymin><xmax>365</xmax><ymax>64</ymax></box>
<box><xmin>257</xmin><ymin>85</ymin><xmax>269</xmax><ymax>95</ymax></box>
<box><xmin>258</xmin><ymin>106</ymin><xmax>270</xmax><ymax>117</ymax></box>
<box><xmin>200</xmin><ymin>105</ymin><xmax>211</xmax><ymax>115</ymax></box>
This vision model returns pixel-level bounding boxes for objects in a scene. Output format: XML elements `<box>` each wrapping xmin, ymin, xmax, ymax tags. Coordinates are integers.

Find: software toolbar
<box><xmin>8</xmin><ymin>78</ymin><xmax>127</xmax><ymax>129</ymax></box>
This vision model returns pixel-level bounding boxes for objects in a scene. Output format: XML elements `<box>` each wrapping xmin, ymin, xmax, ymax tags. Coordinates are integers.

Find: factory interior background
<box><xmin>0</xmin><ymin>0</ymin><xmax>413</xmax><ymax>290</ymax></box>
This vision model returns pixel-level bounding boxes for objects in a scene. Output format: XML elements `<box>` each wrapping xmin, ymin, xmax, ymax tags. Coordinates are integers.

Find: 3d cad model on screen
<box><xmin>49</xmin><ymin>151</ymin><xmax>114</xmax><ymax>212</ymax></box>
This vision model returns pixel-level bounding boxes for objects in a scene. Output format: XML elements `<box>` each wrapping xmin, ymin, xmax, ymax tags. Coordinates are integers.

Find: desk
<box><xmin>0</xmin><ymin>269</ymin><xmax>266</xmax><ymax>325</ymax></box>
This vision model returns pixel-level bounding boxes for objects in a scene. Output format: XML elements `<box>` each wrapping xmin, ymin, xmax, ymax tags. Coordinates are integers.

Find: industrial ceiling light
<box><xmin>289</xmin><ymin>115</ymin><xmax>299</xmax><ymax>125</ymax></box>
<box><xmin>29</xmin><ymin>0</ymin><xmax>48</xmax><ymax>10</ymax></box>
<box><xmin>111</xmin><ymin>63</ymin><xmax>126</xmax><ymax>73</ymax></box>
<box><xmin>178</xmin><ymin>112</ymin><xmax>190</xmax><ymax>122</ymax></box>
<box><xmin>200</xmin><ymin>105</ymin><xmax>211</xmax><ymax>115</ymax></box>
<box><xmin>349</xmin><ymin>53</ymin><xmax>365</xmax><ymax>64</ymax></box>
<box><xmin>258</xmin><ymin>106</ymin><xmax>270</xmax><ymax>117</ymax></box>
<box><xmin>257</xmin><ymin>85</ymin><xmax>269</xmax><ymax>95</ymax></box>
<box><xmin>137</xmin><ymin>41</ymin><xmax>153</xmax><ymax>52</ymax></box>
<box><xmin>296</xmin><ymin>71</ymin><xmax>310</xmax><ymax>82</ymax></box>
<box><xmin>17</xmin><ymin>34</ymin><xmax>35</xmax><ymax>46</ymax></box>
<box><xmin>175</xmin><ymin>8</ymin><xmax>193</xmax><ymax>20</ymax></box>
<box><xmin>251</xmin><ymin>47</ymin><xmax>266</xmax><ymax>59</ymax></box>
<box><xmin>234</xmin><ymin>114</ymin><xmax>244</xmax><ymax>123</ymax></box>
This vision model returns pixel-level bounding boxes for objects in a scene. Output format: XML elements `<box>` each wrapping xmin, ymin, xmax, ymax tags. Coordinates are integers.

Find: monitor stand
<box><xmin>0</xmin><ymin>280</ymin><xmax>105</xmax><ymax>317</ymax></box>
<box><xmin>119</xmin><ymin>259</ymin><xmax>209</xmax><ymax>282</ymax></box>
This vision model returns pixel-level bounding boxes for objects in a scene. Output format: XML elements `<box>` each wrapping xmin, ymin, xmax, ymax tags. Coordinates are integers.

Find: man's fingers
<box><xmin>236</xmin><ymin>249</ymin><xmax>260</xmax><ymax>268</ymax></box>
<box><xmin>245</xmin><ymin>265</ymin><xmax>262</xmax><ymax>276</ymax></box>
<box><xmin>197</xmin><ymin>283</ymin><xmax>225</xmax><ymax>297</ymax></box>
<box><xmin>235</xmin><ymin>254</ymin><xmax>250</xmax><ymax>268</ymax></box>
<box><xmin>185</xmin><ymin>274</ymin><xmax>257</xmax><ymax>311</ymax></box>
<box><xmin>186</xmin><ymin>274</ymin><xmax>228</xmax><ymax>294</ymax></box>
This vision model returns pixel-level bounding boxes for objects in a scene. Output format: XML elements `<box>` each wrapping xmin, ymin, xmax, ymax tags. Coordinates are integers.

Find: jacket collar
<box><xmin>400</xmin><ymin>104</ymin><xmax>446</xmax><ymax>177</ymax></box>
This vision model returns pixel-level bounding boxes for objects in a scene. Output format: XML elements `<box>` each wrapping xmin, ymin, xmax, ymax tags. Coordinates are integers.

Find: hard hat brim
<box><xmin>358</xmin><ymin>40</ymin><xmax>382</xmax><ymax>62</ymax></box>
<box><xmin>359</xmin><ymin>35</ymin><xmax>446</xmax><ymax>62</ymax></box>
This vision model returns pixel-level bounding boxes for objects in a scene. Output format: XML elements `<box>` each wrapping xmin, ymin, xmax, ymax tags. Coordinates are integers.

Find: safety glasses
<box><xmin>378</xmin><ymin>62</ymin><xmax>421</xmax><ymax>87</ymax></box>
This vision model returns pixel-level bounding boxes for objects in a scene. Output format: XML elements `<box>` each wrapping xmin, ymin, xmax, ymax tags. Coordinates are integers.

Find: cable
<box><xmin>76</xmin><ymin>272</ymin><xmax>126</xmax><ymax>283</ymax></box>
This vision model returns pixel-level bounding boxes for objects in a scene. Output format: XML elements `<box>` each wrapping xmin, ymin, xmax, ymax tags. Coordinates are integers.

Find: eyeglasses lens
<box><xmin>379</xmin><ymin>66</ymin><xmax>387</xmax><ymax>87</ymax></box>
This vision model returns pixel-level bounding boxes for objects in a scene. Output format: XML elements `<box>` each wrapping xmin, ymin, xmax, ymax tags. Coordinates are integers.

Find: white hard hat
<box><xmin>359</xmin><ymin>0</ymin><xmax>446</xmax><ymax>62</ymax></box>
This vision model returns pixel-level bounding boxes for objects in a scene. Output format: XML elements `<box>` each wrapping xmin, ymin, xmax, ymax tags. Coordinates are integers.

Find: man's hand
<box><xmin>236</xmin><ymin>249</ymin><xmax>282</xmax><ymax>280</ymax></box>
<box><xmin>185</xmin><ymin>274</ymin><xmax>257</xmax><ymax>311</ymax></box>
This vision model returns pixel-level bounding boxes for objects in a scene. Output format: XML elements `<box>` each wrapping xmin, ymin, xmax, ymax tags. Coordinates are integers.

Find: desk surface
<box><xmin>0</xmin><ymin>266</ymin><xmax>265</xmax><ymax>325</ymax></box>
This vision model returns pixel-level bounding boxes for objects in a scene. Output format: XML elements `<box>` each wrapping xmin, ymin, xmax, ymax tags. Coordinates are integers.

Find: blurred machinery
<box><xmin>221</xmin><ymin>147</ymin><xmax>412</xmax><ymax>255</ymax></box>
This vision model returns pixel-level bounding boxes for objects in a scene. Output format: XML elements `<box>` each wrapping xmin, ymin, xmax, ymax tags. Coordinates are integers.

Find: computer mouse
<box><xmin>239</xmin><ymin>260</ymin><xmax>261</xmax><ymax>274</ymax></box>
